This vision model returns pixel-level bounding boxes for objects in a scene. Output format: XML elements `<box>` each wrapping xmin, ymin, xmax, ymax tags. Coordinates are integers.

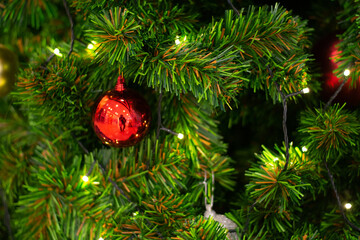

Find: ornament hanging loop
<box><xmin>115</xmin><ymin>75</ymin><xmax>126</xmax><ymax>92</ymax></box>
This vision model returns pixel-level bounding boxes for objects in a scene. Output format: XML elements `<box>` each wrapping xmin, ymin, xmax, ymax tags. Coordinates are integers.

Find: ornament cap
<box><xmin>115</xmin><ymin>75</ymin><xmax>126</xmax><ymax>92</ymax></box>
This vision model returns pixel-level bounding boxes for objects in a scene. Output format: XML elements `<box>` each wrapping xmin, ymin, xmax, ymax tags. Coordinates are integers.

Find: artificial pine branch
<box><xmin>3</xmin><ymin>0</ymin><xmax>360</xmax><ymax>238</ymax></box>
<box><xmin>62</xmin><ymin>0</ymin><xmax>75</xmax><ymax>58</ymax></box>
<box><xmin>323</xmin><ymin>158</ymin><xmax>360</xmax><ymax>233</ymax></box>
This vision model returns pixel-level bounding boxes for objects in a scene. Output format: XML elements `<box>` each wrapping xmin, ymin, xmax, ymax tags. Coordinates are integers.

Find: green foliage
<box><xmin>175</xmin><ymin>216</ymin><xmax>230</xmax><ymax>239</ymax></box>
<box><xmin>14</xmin><ymin>142</ymin><xmax>114</xmax><ymax>240</ymax></box>
<box><xmin>141</xmin><ymin>191</ymin><xmax>193</xmax><ymax>227</ymax></box>
<box><xmin>334</xmin><ymin>0</ymin><xmax>360</xmax><ymax>87</ymax></box>
<box><xmin>11</xmin><ymin>57</ymin><xmax>102</xmax><ymax>133</ymax></box>
<box><xmin>2</xmin><ymin>0</ymin><xmax>360</xmax><ymax>239</ymax></box>
<box><xmin>2</xmin><ymin>0</ymin><xmax>58</xmax><ymax>30</ymax></box>
<box><xmin>242</xmin><ymin>144</ymin><xmax>324</xmax><ymax>235</ymax></box>
<box><xmin>97</xmin><ymin>136</ymin><xmax>189</xmax><ymax>200</ymax></box>
<box><xmin>195</xmin><ymin>5</ymin><xmax>312</xmax><ymax>99</ymax></box>
<box><xmin>299</xmin><ymin>104</ymin><xmax>360</xmax><ymax>160</ymax></box>
<box><xmin>246</xmin><ymin>144</ymin><xmax>317</xmax><ymax>206</ymax></box>
<box><xmin>290</xmin><ymin>224</ymin><xmax>320</xmax><ymax>240</ymax></box>
<box><xmin>0</xmin><ymin>104</ymin><xmax>40</xmax><ymax>203</ymax></box>
<box><xmin>87</xmin><ymin>3</ymin><xmax>313</xmax><ymax>109</ymax></box>
<box><xmin>347</xmin><ymin>150</ymin><xmax>360</xmax><ymax>182</ymax></box>
<box><xmin>135</xmin><ymin>0</ymin><xmax>197</xmax><ymax>35</ymax></box>
<box><xmin>320</xmin><ymin>207</ymin><xmax>360</xmax><ymax>238</ymax></box>
<box><xmin>70</xmin><ymin>0</ymin><xmax>126</xmax><ymax>16</ymax></box>
<box><xmin>87</xmin><ymin>7</ymin><xmax>142</xmax><ymax>65</ymax></box>
<box><xmin>162</xmin><ymin>95</ymin><xmax>236</xmax><ymax>189</ymax></box>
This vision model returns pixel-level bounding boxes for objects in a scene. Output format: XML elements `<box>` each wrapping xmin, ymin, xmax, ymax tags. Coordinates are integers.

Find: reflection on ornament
<box><xmin>0</xmin><ymin>77</ymin><xmax>5</xmax><ymax>87</ymax></box>
<box><xmin>92</xmin><ymin>76</ymin><xmax>151</xmax><ymax>147</ymax></box>
<box><xmin>0</xmin><ymin>44</ymin><xmax>18</xmax><ymax>97</ymax></box>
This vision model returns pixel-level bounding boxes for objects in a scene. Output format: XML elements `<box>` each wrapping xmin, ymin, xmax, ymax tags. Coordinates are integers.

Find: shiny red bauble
<box><xmin>92</xmin><ymin>76</ymin><xmax>151</xmax><ymax>147</ymax></box>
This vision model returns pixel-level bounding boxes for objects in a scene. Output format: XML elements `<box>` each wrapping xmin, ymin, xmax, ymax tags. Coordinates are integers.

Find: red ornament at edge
<box><xmin>322</xmin><ymin>39</ymin><xmax>360</xmax><ymax>106</ymax></box>
<box><xmin>92</xmin><ymin>76</ymin><xmax>151</xmax><ymax>147</ymax></box>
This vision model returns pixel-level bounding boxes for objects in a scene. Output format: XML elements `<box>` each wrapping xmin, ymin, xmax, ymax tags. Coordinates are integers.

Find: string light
<box><xmin>99</xmin><ymin>237</ymin><xmax>104</xmax><ymax>240</ymax></box>
<box><xmin>302</xmin><ymin>87</ymin><xmax>310</xmax><ymax>94</ymax></box>
<box><xmin>160</xmin><ymin>127</ymin><xmax>184</xmax><ymax>140</ymax></box>
<box><xmin>177</xmin><ymin>133</ymin><xmax>184</xmax><ymax>139</ymax></box>
<box><xmin>175</xmin><ymin>36</ymin><xmax>181</xmax><ymax>45</ymax></box>
<box><xmin>175</xmin><ymin>36</ymin><xmax>187</xmax><ymax>45</ymax></box>
<box><xmin>82</xmin><ymin>175</ymin><xmax>89</xmax><ymax>182</ymax></box>
<box><xmin>344</xmin><ymin>203</ymin><xmax>352</xmax><ymax>209</ymax></box>
<box><xmin>87</xmin><ymin>44</ymin><xmax>94</xmax><ymax>49</ymax></box>
<box><xmin>344</xmin><ymin>69</ymin><xmax>350</xmax><ymax>77</ymax></box>
<box><xmin>53</xmin><ymin>48</ymin><xmax>63</xmax><ymax>57</ymax></box>
<box><xmin>273</xmin><ymin>157</ymin><xmax>279</xmax><ymax>162</ymax></box>
<box><xmin>301</xmin><ymin>146</ymin><xmax>308</xmax><ymax>152</ymax></box>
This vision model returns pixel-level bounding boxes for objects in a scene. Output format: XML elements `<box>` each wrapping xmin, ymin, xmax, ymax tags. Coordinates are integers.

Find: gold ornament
<box><xmin>0</xmin><ymin>44</ymin><xmax>18</xmax><ymax>97</ymax></box>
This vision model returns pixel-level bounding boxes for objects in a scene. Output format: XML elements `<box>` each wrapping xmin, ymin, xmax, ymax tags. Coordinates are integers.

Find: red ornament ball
<box><xmin>320</xmin><ymin>37</ymin><xmax>360</xmax><ymax>107</ymax></box>
<box><xmin>92</xmin><ymin>76</ymin><xmax>151</xmax><ymax>147</ymax></box>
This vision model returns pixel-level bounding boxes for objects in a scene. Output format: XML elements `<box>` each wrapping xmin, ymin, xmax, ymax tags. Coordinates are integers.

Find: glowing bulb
<box><xmin>175</xmin><ymin>35</ymin><xmax>187</xmax><ymax>45</ymax></box>
<box><xmin>177</xmin><ymin>133</ymin><xmax>184</xmax><ymax>139</ymax></box>
<box><xmin>54</xmin><ymin>48</ymin><xmax>60</xmax><ymax>55</ymax></box>
<box><xmin>133</xmin><ymin>211</ymin><xmax>139</xmax><ymax>216</ymax></box>
<box><xmin>82</xmin><ymin>176</ymin><xmax>89</xmax><ymax>182</ymax></box>
<box><xmin>301</xmin><ymin>146</ymin><xmax>308</xmax><ymax>152</ymax></box>
<box><xmin>302</xmin><ymin>88</ymin><xmax>310</xmax><ymax>94</ymax></box>
<box><xmin>344</xmin><ymin>69</ymin><xmax>350</xmax><ymax>77</ymax></box>
<box><xmin>87</xmin><ymin>44</ymin><xmax>94</xmax><ymax>49</ymax></box>
<box><xmin>273</xmin><ymin>157</ymin><xmax>279</xmax><ymax>162</ymax></box>
<box><xmin>99</xmin><ymin>238</ymin><xmax>104</xmax><ymax>240</ymax></box>
<box><xmin>345</xmin><ymin>203</ymin><xmax>352</xmax><ymax>209</ymax></box>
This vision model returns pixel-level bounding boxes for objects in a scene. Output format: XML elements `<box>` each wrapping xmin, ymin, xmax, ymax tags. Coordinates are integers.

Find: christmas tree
<box><xmin>1</xmin><ymin>0</ymin><xmax>360</xmax><ymax>239</ymax></box>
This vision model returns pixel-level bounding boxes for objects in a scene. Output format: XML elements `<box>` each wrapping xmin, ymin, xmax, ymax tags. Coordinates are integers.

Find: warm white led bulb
<box><xmin>301</xmin><ymin>146</ymin><xmax>308</xmax><ymax>152</ymax></box>
<box><xmin>54</xmin><ymin>48</ymin><xmax>60</xmax><ymax>55</ymax></box>
<box><xmin>344</xmin><ymin>69</ymin><xmax>350</xmax><ymax>77</ymax></box>
<box><xmin>175</xmin><ymin>39</ymin><xmax>181</xmax><ymax>45</ymax></box>
<box><xmin>177</xmin><ymin>133</ymin><xmax>184</xmax><ymax>139</ymax></box>
<box><xmin>302</xmin><ymin>88</ymin><xmax>310</xmax><ymax>94</ymax></box>
<box><xmin>82</xmin><ymin>175</ymin><xmax>89</xmax><ymax>182</ymax></box>
<box><xmin>345</xmin><ymin>203</ymin><xmax>352</xmax><ymax>209</ymax></box>
<box><xmin>87</xmin><ymin>44</ymin><xmax>94</xmax><ymax>49</ymax></box>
